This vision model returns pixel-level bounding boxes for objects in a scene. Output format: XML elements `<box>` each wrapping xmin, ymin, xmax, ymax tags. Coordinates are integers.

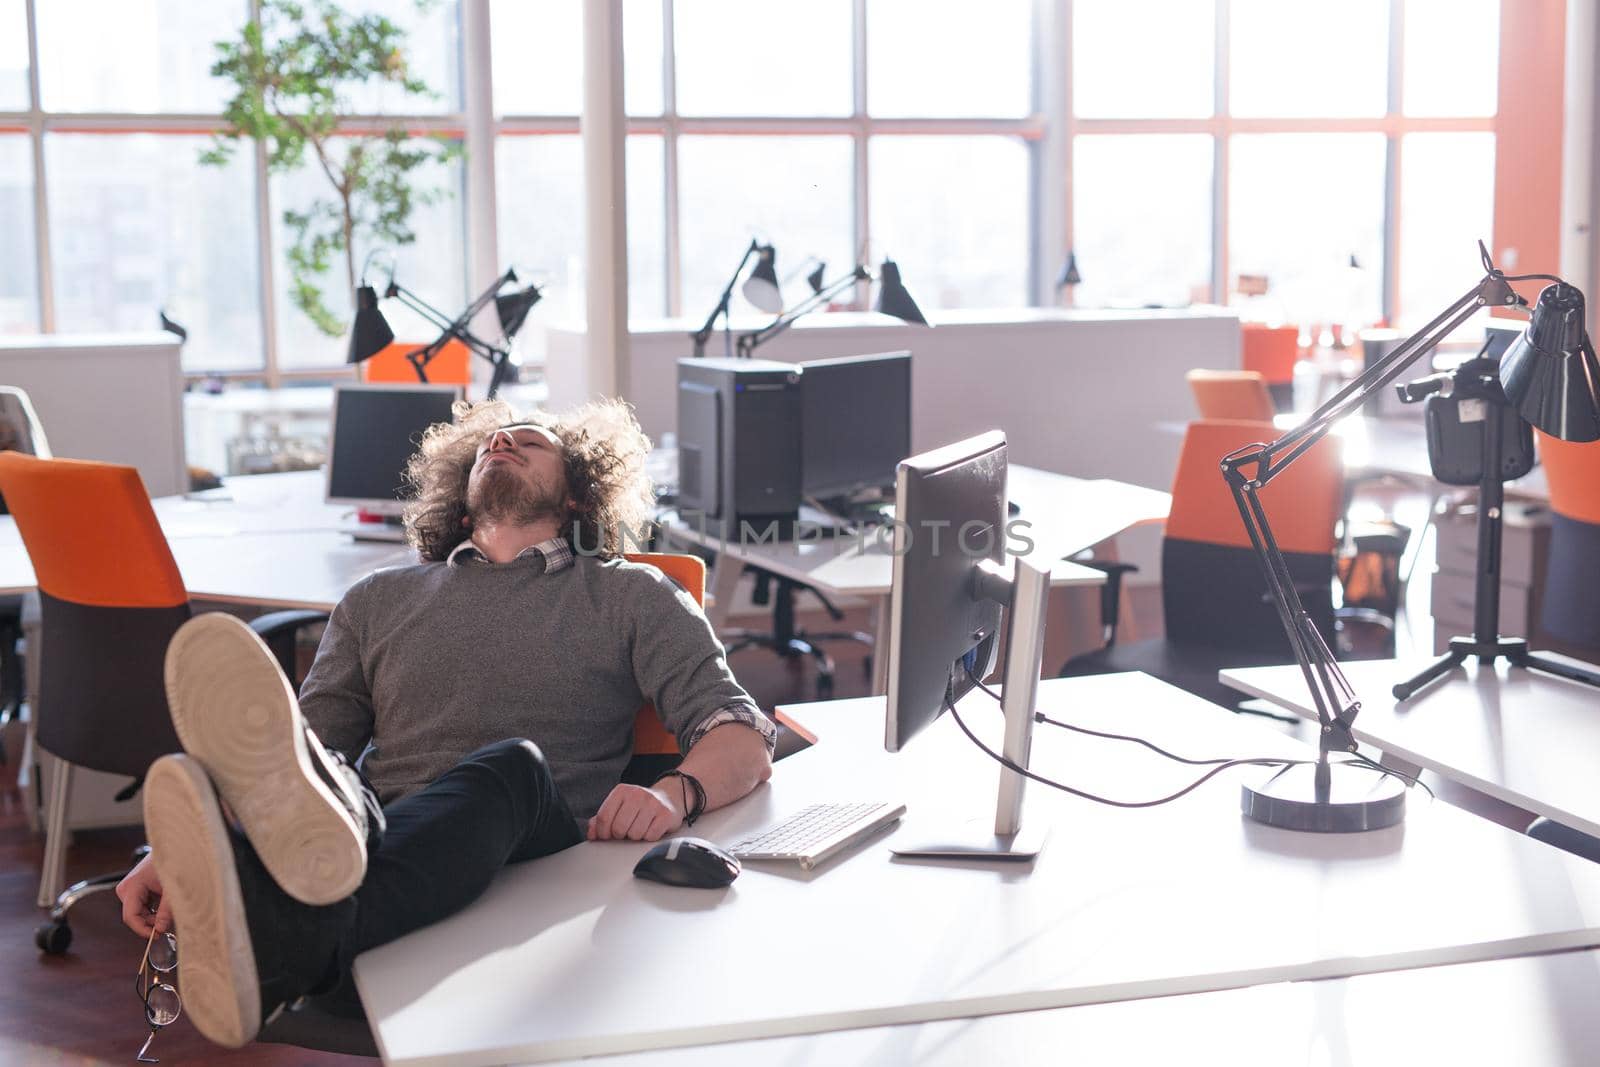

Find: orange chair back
<box><xmin>360</xmin><ymin>340</ymin><xmax>472</xmax><ymax>386</ymax></box>
<box><xmin>1538</xmin><ymin>432</ymin><xmax>1600</xmax><ymax>524</ymax></box>
<box><xmin>0</xmin><ymin>452</ymin><xmax>188</xmax><ymax>777</ymax></box>
<box><xmin>0</xmin><ymin>453</ymin><xmax>185</xmax><ymax>609</ymax></box>
<box><xmin>1166</xmin><ymin>419</ymin><xmax>1342</xmax><ymax>555</ymax></box>
<box><xmin>1241</xmin><ymin>323</ymin><xmax>1299</xmax><ymax>386</ymax></box>
<box><xmin>623</xmin><ymin>553</ymin><xmax>707</xmax><ymax>756</ymax></box>
<box><xmin>1186</xmin><ymin>369</ymin><xmax>1276</xmax><ymax>422</ymax></box>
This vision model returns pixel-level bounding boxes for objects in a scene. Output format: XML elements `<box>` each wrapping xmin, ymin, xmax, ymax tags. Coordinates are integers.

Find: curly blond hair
<box><xmin>401</xmin><ymin>397</ymin><xmax>655</xmax><ymax>562</ymax></box>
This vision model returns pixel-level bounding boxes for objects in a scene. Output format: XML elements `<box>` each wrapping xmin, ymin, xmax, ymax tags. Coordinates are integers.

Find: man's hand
<box><xmin>115</xmin><ymin>853</ymin><xmax>172</xmax><ymax>938</ymax></box>
<box><xmin>587</xmin><ymin>783</ymin><xmax>685</xmax><ymax>842</ymax></box>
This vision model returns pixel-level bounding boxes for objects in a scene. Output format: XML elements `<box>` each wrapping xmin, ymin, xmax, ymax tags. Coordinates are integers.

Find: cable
<box><xmin>942</xmin><ymin>687</ymin><xmax>1308</xmax><ymax>809</ymax></box>
<box><xmin>963</xmin><ymin>666</ymin><xmax>1297</xmax><ymax>768</ymax></box>
<box><xmin>953</xmin><ymin>666</ymin><xmax>1430</xmax><ymax>807</ymax></box>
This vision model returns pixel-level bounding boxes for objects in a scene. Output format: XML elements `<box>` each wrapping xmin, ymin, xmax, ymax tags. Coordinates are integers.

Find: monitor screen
<box><xmin>326</xmin><ymin>384</ymin><xmax>461</xmax><ymax>514</ymax></box>
<box><xmin>800</xmin><ymin>351</ymin><xmax>911</xmax><ymax>500</ymax></box>
<box><xmin>884</xmin><ymin>430</ymin><xmax>1006</xmax><ymax>753</ymax></box>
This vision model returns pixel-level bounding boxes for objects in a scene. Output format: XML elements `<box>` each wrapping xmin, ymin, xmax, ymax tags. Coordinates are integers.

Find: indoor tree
<box><xmin>201</xmin><ymin>0</ymin><xmax>459</xmax><ymax>337</ymax></box>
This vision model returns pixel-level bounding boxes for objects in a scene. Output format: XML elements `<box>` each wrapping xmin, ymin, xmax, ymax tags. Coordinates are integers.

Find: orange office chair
<box><xmin>358</xmin><ymin>339</ymin><xmax>473</xmax><ymax>386</ymax></box>
<box><xmin>1060</xmin><ymin>419</ymin><xmax>1343</xmax><ymax>709</ymax></box>
<box><xmin>1241</xmin><ymin>323</ymin><xmax>1300</xmax><ymax>410</ymax></box>
<box><xmin>621</xmin><ymin>552</ymin><xmax>707</xmax><ymax>782</ymax></box>
<box><xmin>0</xmin><ymin>454</ymin><xmax>328</xmax><ymax>955</ymax></box>
<box><xmin>1186</xmin><ymin>369</ymin><xmax>1277</xmax><ymax>422</ymax></box>
<box><xmin>1536</xmin><ymin>433</ymin><xmax>1600</xmax><ymax>651</ymax></box>
<box><xmin>1525</xmin><ymin>433</ymin><xmax>1600</xmax><ymax>863</ymax></box>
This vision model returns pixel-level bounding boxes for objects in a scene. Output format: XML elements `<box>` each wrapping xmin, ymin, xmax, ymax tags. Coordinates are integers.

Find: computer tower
<box><xmin>676</xmin><ymin>358</ymin><xmax>802</xmax><ymax>532</ymax></box>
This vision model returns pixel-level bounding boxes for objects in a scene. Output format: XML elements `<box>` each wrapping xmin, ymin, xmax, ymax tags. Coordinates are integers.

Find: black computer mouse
<box><xmin>632</xmin><ymin>836</ymin><xmax>741</xmax><ymax>889</ymax></box>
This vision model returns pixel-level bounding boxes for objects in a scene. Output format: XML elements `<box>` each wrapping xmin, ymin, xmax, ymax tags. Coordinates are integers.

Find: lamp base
<box><xmin>1241</xmin><ymin>761</ymin><xmax>1406</xmax><ymax>833</ymax></box>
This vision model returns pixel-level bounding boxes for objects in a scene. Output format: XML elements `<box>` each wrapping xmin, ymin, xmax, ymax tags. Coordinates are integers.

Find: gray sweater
<box><xmin>298</xmin><ymin>549</ymin><xmax>757</xmax><ymax>819</ymax></box>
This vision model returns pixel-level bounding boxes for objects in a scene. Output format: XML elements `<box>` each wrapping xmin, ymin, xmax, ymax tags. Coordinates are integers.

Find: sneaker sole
<box><xmin>144</xmin><ymin>755</ymin><xmax>259</xmax><ymax>1048</ymax></box>
<box><xmin>165</xmin><ymin>613</ymin><xmax>365</xmax><ymax>906</ymax></box>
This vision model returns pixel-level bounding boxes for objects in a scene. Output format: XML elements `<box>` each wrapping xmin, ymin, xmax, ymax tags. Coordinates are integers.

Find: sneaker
<box><xmin>164</xmin><ymin>613</ymin><xmax>368</xmax><ymax>906</ymax></box>
<box><xmin>144</xmin><ymin>754</ymin><xmax>352</xmax><ymax>1048</ymax></box>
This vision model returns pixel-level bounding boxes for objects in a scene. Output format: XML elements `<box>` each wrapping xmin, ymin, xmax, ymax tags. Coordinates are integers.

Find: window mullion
<box><xmin>663</xmin><ymin>0</ymin><xmax>681</xmax><ymax>318</ymax></box>
<box><xmin>24</xmin><ymin>0</ymin><xmax>53</xmax><ymax>332</ymax></box>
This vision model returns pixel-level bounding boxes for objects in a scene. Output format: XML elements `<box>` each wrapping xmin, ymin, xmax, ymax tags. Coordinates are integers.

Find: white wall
<box><xmin>547</xmin><ymin>307</ymin><xmax>1241</xmax><ymax>492</ymax></box>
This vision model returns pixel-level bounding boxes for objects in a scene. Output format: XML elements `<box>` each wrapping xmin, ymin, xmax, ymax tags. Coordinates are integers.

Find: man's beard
<box><xmin>467</xmin><ymin>465</ymin><xmax>568</xmax><ymax>528</ymax></box>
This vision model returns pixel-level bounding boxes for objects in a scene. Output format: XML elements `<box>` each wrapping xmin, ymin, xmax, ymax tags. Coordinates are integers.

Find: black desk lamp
<box><xmin>733</xmin><ymin>259</ymin><xmax>930</xmax><ymax>358</ymax></box>
<box><xmin>347</xmin><ymin>256</ymin><xmax>542</xmax><ymax>399</ymax></box>
<box><xmin>1217</xmin><ymin>241</ymin><xmax>1600</xmax><ymax>833</ymax></box>
<box><xmin>689</xmin><ymin>239</ymin><xmax>785</xmax><ymax>358</ymax></box>
<box><xmin>1055</xmin><ymin>250</ymin><xmax>1082</xmax><ymax>303</ymax></box>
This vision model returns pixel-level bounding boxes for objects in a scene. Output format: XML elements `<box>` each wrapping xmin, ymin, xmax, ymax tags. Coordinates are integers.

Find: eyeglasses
<box><xmin>134</xmin><ymin>928</ymin><xmax>180</xmax><ymax>1063</ymax></box>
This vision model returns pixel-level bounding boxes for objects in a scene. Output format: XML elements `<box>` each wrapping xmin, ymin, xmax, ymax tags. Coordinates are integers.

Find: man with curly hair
<box><xmin>116</xmin><ymin>399</ymin><xmax>773</xmax><ymax>1049</ymax></box>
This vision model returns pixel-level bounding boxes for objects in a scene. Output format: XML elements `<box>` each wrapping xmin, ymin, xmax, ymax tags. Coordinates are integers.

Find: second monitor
<box><xmin>800</xmin><ymin>350</ymin><xmax>911</xmax><ymax>506</ymax></box>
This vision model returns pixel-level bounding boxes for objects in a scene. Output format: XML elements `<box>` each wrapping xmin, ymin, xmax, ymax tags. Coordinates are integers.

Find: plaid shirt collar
<box><xmin>446</xmin><ymin>536</ymin><xmax>574</xmax><ymax>573</ymax></box>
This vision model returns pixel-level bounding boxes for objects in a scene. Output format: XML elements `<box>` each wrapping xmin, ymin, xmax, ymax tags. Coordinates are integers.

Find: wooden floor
<box><xmin>1</xmin><ymin>608</ymin><xmax>874</xmax><ymax>1065</ymax></box>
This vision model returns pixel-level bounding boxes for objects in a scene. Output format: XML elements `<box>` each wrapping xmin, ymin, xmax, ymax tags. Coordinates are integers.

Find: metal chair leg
<box><xmin>36</xmin><ymin>758</ymin><xmax>72</xmax><ymax>909</ymax></box>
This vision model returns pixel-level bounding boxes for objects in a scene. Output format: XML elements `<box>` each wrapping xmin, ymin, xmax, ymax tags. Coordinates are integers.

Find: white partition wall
<box><xmin>0</xmin><ymin>334</ymin><xmax>187</xmax><ymax>497</ymax></box>
<box><xmin>547</xmin><ymin>308</ymin><xmax>1239</xmax><ymax>492</ymax></box>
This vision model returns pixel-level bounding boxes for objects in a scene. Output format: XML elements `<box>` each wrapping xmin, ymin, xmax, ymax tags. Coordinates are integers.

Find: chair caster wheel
<box><xmin>816</xmin><ymin>676</ymin><xmax>835</xmax><ymax>701</ymax></box>
<box><xmin>35</xmin><ymin>920</ymin><xmax>71</xmax><ymax>955</ymax></box>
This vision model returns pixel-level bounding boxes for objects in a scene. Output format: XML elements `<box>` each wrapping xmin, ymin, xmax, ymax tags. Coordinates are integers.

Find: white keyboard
<box><xmin>726</xmin><ymin>801</ymin><xmax>906</xmax><ymax>870</ymax></box>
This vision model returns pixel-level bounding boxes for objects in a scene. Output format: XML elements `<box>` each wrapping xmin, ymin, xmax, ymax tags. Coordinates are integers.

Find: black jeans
<box><xmin>320</xmin><ymin>738</ymin><xmax>583</xmax><ymax>1011</ymax></box>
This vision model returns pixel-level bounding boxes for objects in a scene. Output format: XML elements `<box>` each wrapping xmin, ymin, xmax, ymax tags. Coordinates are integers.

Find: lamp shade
<box><xmin>1055</xmin><ymin>251</ymin><xmax>1081</xmax><ymax>289</ymax></box>
<box><xmin>806</xmin><ymin>261</ymin><xmax>827</xmax><ymax>295</ymax></box>
<box><xmin>347</xmin><ymin>286</ymin><xmax>396</xmax><ymax>365</ymax></box>
<box><xmin>741</xmin><ymin>244</ymin><xmax>784</xmax><ymax>313</ymax></box>
<box><xmin>1499</xmin><ymin>282</ymin><xmax>1600</xmax><ymax>442</ymax></box>
<box><xmin>495</xmin><ymin>284</ymin><xmax>542</xmax><ymax>338</ymax></box>
<box><xmin>874</xmin><ymin>259</ymin><xmax>928</xmax><ymax>325</ymax></box>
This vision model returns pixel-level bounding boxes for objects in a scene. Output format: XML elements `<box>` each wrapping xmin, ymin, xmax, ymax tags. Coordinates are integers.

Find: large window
<box><xmin>1069</xmin><ymin>0</ymin><xmax>1499</xmax><ymax>327</ymax></box>
<box><xmin>0</xmin><ymin>0</ymin><xmax>1512</xmax><ymax>380</ymax></box>
<box><xmin>47</xmin><ymin>133</ymin><xmax>264</xmax><ymax>369</ymax></box>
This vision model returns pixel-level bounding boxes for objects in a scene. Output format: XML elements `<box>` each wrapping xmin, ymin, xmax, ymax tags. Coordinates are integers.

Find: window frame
<box><xmin>0</xmin><ymin>0</ymin><xmax>1506</xmax><ymax>386</ymax></box>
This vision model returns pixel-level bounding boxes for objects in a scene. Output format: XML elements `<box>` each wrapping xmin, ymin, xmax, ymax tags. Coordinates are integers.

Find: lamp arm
<box><xmin>690</xmin><ymin>239</ymin><xmax>760</xmax><ymax>357</ymax></box>
<box><xmin>734</xmin><ymin>267</ymin><xmax>869</xmax><ymax>358</ymax></box>
<box><xmin>1256</xmin><ymin>270</ymin><xmax>1522</xmax><ymax>482</ymax></box>
<box><xmin>1218</xmin><ymin>266</ymin><xmax>1522</xmax><ymax>749</ymax></box>
<box><xmin>390</xmin><ymin>279</ymin><xmax>515</xmax><ymax>379</ymax></box>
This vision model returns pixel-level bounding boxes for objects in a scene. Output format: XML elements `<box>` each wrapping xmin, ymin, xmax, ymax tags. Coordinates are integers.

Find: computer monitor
<box><xmin>326</xmin><ymin>383</ymin><xmax>461</xmax><ymax>521</ymax></box>
<box><xmin>799</xmin><ymin>351</ymin><xmax>911</xmax><ymax>502</ymax></box>
<box><xmin>884</xmin><ymin>430</ymin><xmax>1050</xmax><ymax>860</ymax></box>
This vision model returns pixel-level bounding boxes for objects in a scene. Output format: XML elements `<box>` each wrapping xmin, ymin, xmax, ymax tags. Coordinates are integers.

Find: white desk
<box><xmin>1220</xmin><ymin>656</ymin><xmax>1600</xmax><ymax>839</ymax></box>
<box><xmin>0</xmin><ymin>470</ymin><xmax>414</xmax><ymax>610</ymax></box>
<box><xmin>353</xmin><ymin>672</ymin><xmax>1600</xmax><ymax>1067</ymax></box>
<box><xmin>660</xmin><ymin>465</ymin><xmax>1169</xmax><ymax>692</ymax></box>
<box><xmin>525</xmin><ymin>948</ymin><xmax>1600</xmax><ymax>1067</ymax></box>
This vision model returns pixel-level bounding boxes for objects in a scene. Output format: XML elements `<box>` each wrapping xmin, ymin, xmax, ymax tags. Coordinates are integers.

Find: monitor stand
<box><xmin>891</xmin><ymin>556</ymin><xmax>1051</xmax><ymax>862</ymax></box>
<box><xmin>341</xmin><ymin>515</ymin><xmax>408</xmax><ymax>542</ymax></box>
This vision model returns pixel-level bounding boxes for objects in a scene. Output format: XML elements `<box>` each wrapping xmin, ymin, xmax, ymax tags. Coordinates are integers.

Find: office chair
<box><xmin>357</xmin><ymin>339</ymin><xmax>473</xmax><ymax>386</ymax></box>
<box><xmin>0</xmin><ymin>454</ymin><xmax>328</xmax><ymax>956</ymax></box>
<box><xmin>1186</xmin><ymin>369</ymin><xmax>1277</xmax><ymax>422</ymax></box>
<box><xmin>1240</xmin><ymin>323</ymin><xmax>1300</xmax><ymax>410</ymax></box>
<box><xmin>1525</xmin><ymin>436</ymin><xmax>1600</xmax><ymax>863</ymax></box>
<box><xmin>1059</xmin><ymin>419</ymin><xmax>1343</xmax><ymax>710</ymax></box>
<box><xmin>0</xmin><ymin>386</ymin><xmax>51</xmax><ymax>732</ymax></box>
<box><xmin>721</xmin><ymin>567</ymin><xmax>874</xmax><ymax>701</ymax></box>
